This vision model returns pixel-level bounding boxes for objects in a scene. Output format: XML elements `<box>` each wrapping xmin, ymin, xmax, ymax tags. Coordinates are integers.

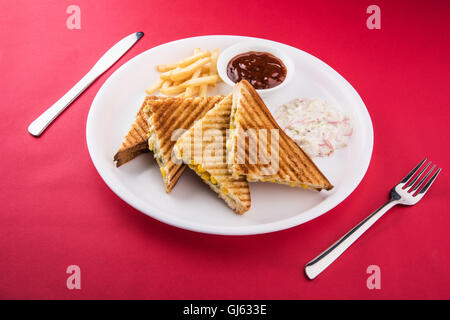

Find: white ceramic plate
<box><xmin>86</xmin><ymin>35</ymin><xmax>373</xmax><ymax>235</ymax></box>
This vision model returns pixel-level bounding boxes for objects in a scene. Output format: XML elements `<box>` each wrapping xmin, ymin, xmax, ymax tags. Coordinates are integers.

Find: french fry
<box><xmin>210</xmin><ymin>49</ymin><xmax>219</xmax><ymax>75</ymax></box>
<box><xmin>156</xmin><ymin>62</ymin><xmax>178</xmax><ymax>72</ymax></box>
<box><xmin>145</xmin><ymin>78</ymin><xmax>163</xmax><ymax>95</ymax></box>
<box><xmin>145</xmin><ymin>48</ymin><xmax>220</xmax><ymax>97</ymax></box>
<box><xmin>190</xmin><ymin>49</ymin><xmax>209</xmax><ymax>73</ymax></box>
<box><xmin>197</xmin><ymin>48</ymin><xmax>218</xmax><ymax>95</ymax></box>
<box><xmin>199</xmin><ymin>83</ymin><xmax>208</xmax><ymax>97</ymax></box>
<box><xmin>160</xmin><ymin>84</ymin><xmax>186</xmax><ymax>95</ymax></box>
<box><xmin>201</xmin><ymin>65</ymin><xmax>210</xmax><ymax>73</ymax></box>
<box><xmin>190</xmin><ymin>49</ymin><xmax>205</xmax><ymax>97</ymax></box>
<box><xmin>185</xmin><ymin>68</ymin><xmax>202</xmax><ymax>97</ymax></box>
<box><xmin>184</xmin><ymin>86</ymin><xmax>199</xmax><ymax>97</ymax></box>
<box><xmin>170</xmin><ymin>57</ymin><xmax>211</xmax><ymax>81</ymax></box>
<box><xmin>160</xmin><ymin>80</ymin><xmax>181</xmax><ymax>95</ymax></box>
<box><xmin>179</xmin><ymin>75</ymin><xmax>219</xmax><ymax>88</ymax></box>
<box><xmin>208</xmin><ymin>49</ymin><xmax>219</xmax><ymax>87</ymax></box>
<box><xmin>161</xmin><ymin>80</ymin><xmax>172</xmax><ymax>89</ymax></box>
<box><xmin>178</xmin><ymin>50</ymin><xmax>211</xmax><ymax>68</ymax></box>
<box><xmin>160</xmin><ymin>67</ymin><xmax>178</xmax><ymax>80</ymax></box>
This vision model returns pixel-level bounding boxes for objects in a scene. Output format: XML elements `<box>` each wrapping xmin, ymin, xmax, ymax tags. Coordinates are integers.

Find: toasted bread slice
<box><xmin>173</xmin><ymin>94</ymin><xmax>251</xmax><ymax>214</ymax></box>
<box><xmin>113</xmin><ymin>96</ymin><xmax>157</xmax><ymax>167</ymax></box>
<box><xmin>227</xmin><ymin>80</ymin><xmax>333</xmax><ymax>191</ymax></box>
<box><xmin>146</xmin><ymin>95</ymin><xmax>224</xmax><ymax>193</ymax></box>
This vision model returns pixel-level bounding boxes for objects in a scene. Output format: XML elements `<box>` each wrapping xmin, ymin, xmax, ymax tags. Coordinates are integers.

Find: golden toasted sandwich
<box><xmin>227</xmin><ymin>80</ymin><xmax>333</xmax><ymax>191</ymax></box>
<box><xmin>146</xmin><ymin>95</ymin><xmax>224</xmax><ymax>193</ymax></box>
<box><xmin>173</xmin><ymin>94</ymin><xmax>251</xmax><ymax>214</ymax></box>
<box><xmin>114</xmin><ymin>96</ymin><xmax>156</xmax><ymax>167</ymax></box>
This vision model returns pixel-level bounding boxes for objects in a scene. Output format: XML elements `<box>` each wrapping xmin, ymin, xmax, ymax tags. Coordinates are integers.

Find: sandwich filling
<box><xmin>172</xmin><ymin>94</ymin><xmax>251</xmax><ymax>214</ymax></box>
<box><xmin>147</xmin><ymin>113</ymin><xmax>171</xmax><ymax>185</ymax></box>
<box><xmin>189</xmin><ymin>162</ymin><xmax>226</xmax><ymax>195</ymax></box>
<box><xmin>172</xmin><ymin>145</ymin><xmax>246</xmax><ymax>213</ymax></box>
<box><xmin>188</xmin><ymin>161</ymin><xmax>233</xmax><ymax>207</ymax></box>
<box><xmin>227</xmin><ymin>83</ymin><xmax>242</xmax><ymax>178</ymax></box>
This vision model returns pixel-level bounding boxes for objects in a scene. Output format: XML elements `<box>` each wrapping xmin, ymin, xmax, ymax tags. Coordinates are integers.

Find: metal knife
<box><xmin>28</xmin><ymin>31</ymin><xmax>144</xmax><ymax>137</ymax></box>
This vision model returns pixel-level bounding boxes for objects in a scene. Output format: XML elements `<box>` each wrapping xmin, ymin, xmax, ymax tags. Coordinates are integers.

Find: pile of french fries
<box><xmin>146</xmin><ymin>48</ymin><xmax>220</xmax><ymax>98</ymax></box>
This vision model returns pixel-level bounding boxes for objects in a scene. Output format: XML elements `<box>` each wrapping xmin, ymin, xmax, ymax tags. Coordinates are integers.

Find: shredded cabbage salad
<box><xmin>275</xmin><ymin>98</ymin><xmax>353</xmax><ymax>157</ymax></box>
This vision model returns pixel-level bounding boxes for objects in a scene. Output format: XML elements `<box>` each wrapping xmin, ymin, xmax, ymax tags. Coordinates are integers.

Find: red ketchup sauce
<box><xmin>226</xmin><ymin>51</ymin><xmax>287</xmax><ymax>89</ymax></box>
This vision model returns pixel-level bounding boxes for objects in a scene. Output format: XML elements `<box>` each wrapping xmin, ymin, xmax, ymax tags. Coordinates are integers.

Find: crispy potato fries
<box><xmin>146</xmin><ymin>48</ymin><xmax>220</xmax><ymax>97</ymax></box>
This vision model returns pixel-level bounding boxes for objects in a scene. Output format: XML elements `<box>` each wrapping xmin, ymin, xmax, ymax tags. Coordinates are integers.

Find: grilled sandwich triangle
<box><xmin>173</xmin><ymin>94</ymin><xmax>251</xmax><ymax>214</ymax></box>
<box><xmin>146</xmin><ymin>95</ymin><xmax>224</xmax><ymax>193</ymax></box>
<box><xmin>227</xmin><ymin>80</ymin><xmax>333</xmax><ymax>191</ymax></box>
<box><xmin>114</xmin><ymin>96</ymin><xmax>156</xmax><ymax>167</ymax></box>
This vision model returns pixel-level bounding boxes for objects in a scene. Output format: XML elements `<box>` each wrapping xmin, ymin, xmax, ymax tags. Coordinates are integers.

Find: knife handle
<box><xmin>28</xmin><ymin>32</ymin><xmax>144</xmax><ymax>137</ymax></box>
<box><xmin>27</xmin><ymin>72</ymin><xmax>97</xmax><ymax>137</ymax></box>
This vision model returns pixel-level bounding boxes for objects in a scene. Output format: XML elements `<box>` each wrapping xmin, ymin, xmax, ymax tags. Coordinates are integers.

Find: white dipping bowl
<box><xmin>217</xmin><ymin>41</ymin><xmax>294</xmax><ymax>95</ymax></box>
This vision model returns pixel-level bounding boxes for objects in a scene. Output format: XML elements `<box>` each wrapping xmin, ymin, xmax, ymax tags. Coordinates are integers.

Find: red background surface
<box><xmin>1</xmin><ymin>0</ymin><xmax>449</xmax><ymax>299</ymax></box>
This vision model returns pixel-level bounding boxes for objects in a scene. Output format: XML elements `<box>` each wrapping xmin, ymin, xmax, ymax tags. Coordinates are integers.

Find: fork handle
<box><xmin>304</xmin><ymin>200</ymin><xmax>398</xmax><ymax>280</ymax></box>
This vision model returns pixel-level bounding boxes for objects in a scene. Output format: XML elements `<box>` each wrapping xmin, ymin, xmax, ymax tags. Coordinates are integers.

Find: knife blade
<box><xmin>28</xmin><ymin>31</ymin><xmax>144</xmax><ymax>137</ymax></box>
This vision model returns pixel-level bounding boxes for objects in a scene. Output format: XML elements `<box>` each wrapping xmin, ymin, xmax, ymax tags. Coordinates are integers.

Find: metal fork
<box><xmin>304</xmin><ymin>159</ymin><xmax>441</xmax><ymax>280</ymax></box>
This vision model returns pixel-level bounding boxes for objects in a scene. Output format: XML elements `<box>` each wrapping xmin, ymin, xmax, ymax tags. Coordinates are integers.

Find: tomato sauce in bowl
<box><xmin>226</xmin><ymin>51</ymin><xmax>287</xmax><ymax>89</ymax></box>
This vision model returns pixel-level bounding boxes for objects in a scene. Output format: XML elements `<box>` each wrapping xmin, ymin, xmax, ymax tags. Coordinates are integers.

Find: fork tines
<box><xmin>403</xmin><ymin>158</ymin><xmax>441</xmax><ymax>196</ymax></box>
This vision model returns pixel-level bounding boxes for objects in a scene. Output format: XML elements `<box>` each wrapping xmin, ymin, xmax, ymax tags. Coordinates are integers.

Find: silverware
<box><xmin>28</xmin><ymin>32</ymin><xmax>144</xmax><ymax>137</ymax></box>
<box><xmin>305</xmin><ymin>158</ymin><xmax>441</xmax><ymax>280</ymax></box>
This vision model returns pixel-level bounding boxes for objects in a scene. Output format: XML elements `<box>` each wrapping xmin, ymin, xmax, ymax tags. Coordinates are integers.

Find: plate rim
<box><xmin>86</xmin><ymin>35</ymin><xmax>374</xmax><ymax>236</ymax></box>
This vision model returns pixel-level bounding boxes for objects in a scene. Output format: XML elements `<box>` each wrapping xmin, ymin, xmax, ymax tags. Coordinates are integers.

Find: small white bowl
<box><xmin>217</xmin><ymin>41</ymin><xmax>294</xmax><ymax>96</ymax></box>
